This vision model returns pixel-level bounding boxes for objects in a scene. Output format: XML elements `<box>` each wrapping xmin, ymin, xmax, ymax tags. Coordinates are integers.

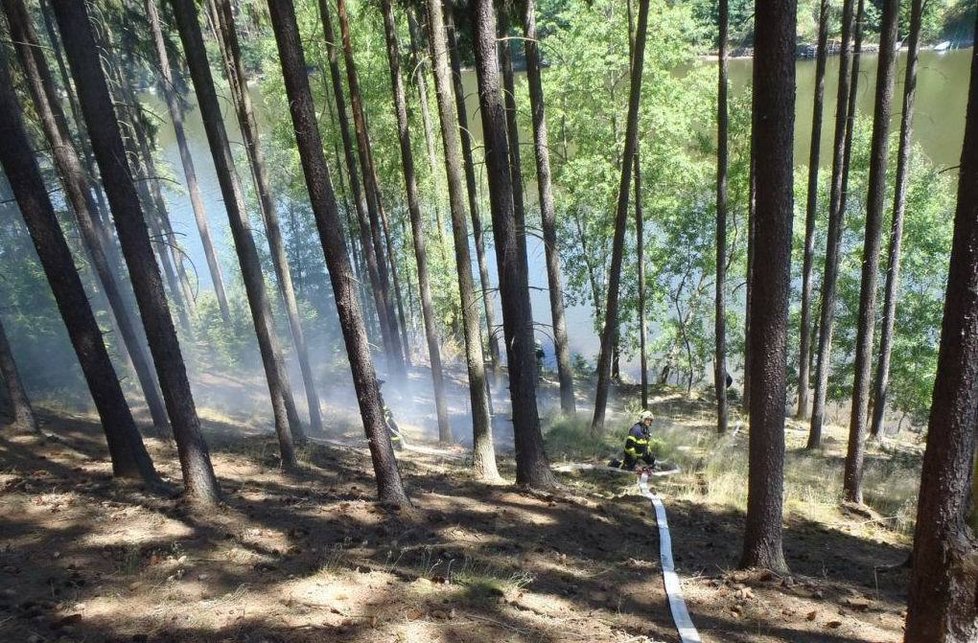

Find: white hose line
<box><xmin>639</xmin><ymin>472</ymin><xmax>702</xmax><ymax>643</ymax></box>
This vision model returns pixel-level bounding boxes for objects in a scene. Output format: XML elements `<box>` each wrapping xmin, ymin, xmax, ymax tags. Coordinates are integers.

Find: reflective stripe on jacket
<box><xmin>624</xmin><ymin>422</ymin><xmax>650</xmax><ymax>456</ymax></box>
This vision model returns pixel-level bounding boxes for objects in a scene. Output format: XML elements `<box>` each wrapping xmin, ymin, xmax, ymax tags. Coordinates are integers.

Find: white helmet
<box><xmin>639</xmin><ymin>410</ymin><xmax>654</xmax><ymax>423</ymax></box>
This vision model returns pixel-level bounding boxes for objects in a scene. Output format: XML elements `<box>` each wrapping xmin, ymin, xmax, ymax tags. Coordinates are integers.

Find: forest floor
<box><xmin>0</xmin><ymin>379</ymin><xmax>918</xmax><ymax>642</ymax></box>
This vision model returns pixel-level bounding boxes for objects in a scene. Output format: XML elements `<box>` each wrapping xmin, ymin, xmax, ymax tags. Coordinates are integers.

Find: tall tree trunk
<box><xmin>406</xmin><ymin>7</ymin><xmax>447</xmax><ymax>250</ymax></box>
<box><xmin>739</xmin><ymin>0</ymin><xmax>794</xmax><ymax>573</ymax></box>
<box><xmin>445</xmin><ymin>3</ymin><xmax>502</xmax><ymax>373</ymax></box>
<box><xmin>523</xmin><ymin>0</ymin><xmax>575</xmax><ymax>415</ymax></box>
<box><xmin>212</xmin><ymin>0</ymin><xmax>323</xmax><ymax>436</ymax></box>
<box><xmin>105</xmin><ymin>39</ymin><xmax>196</xmax><ymax>340</ymax></box>
<box><xmin>335</xmin><ymin>0</ymin><xmax>406</xmax><ymax>377</ymax></box>
<box><xmin>170</xmin><ymin>0</ymin><xmax>301</xmax><ymax>467</ymax></box>
<box><xmin>715</xmin><ymin>0</ymin><xmax>730</xmax><ymax>435</ymax></box>
<box><xmin>809</xmin><ymin>0</ymin><xmax>858</xmax><ymax>449</ymax></box>
<box><xmin>871</xmin><ymin>0</ymin><xmax>923</xmax><ymax>438</ymax></box>
<box><xmin>323</xmin><ymin>88</ymin><xmax>374</xmax><ymax>331</ymax></box>
<box><xmin>471</xmin><ymin>0</ymin><xmax>554</xmax><ymax>487</ymax></box>
<box><xmin>3</xmin><ymin>0</ymin><xmax>170</xmax><ymax>433</ymax></box>
<box><xmin>51</xmin><ymin>1</ymin><xmax>220</xmax><ymax>503</ymax></box>
<box><xmin>743</xmin><ymin>155</ymin><xmax>754</xmax><ymax>412</ymax></box>
<box><xmin>499</xmin><ymin>16</ymin><xmax>528</xmax><ymax>253</ymax></box>
<box><xmin>904</xmin><ymin>15</ymin><xmax>978</xmax><ymax>638</ymax></box>
<box><xmin>107</xmin><ymin>30</ymin><xmax>198</xmax><ymax>333</ymax></box>
<box><xmin>146</xmin><ymin>0</ymin><xmax>231</xmax><ymax>325</ymax></box>
<box><xmin>635</xmin><ymin>151</ymin><xmax>648</xmax><ymax>410</ymax></box>
<box><xmin>0</xmin><ymin>47</ymin><xmax>159</xmax><ymax>485</ymax></box>
<box><xmin>427</xmin><ymin>0</ymin><xmax>500</xmax><ymax>480</ymax></box>
<box><xmin>371</xmin><ymin>169</ymin><xmax>413</xmax><ymax>367</ymax></box>
<box><xmin>128</xmin><ymin>108</ymin><xmax>197</xmax><ymax>327</ymax></box>
<box><xmin>379</xmin><ymin>0</ymin><xmax>451</xmax><ymax>442</ymax></box>
<box><xmin>318</xmin><ymin>0</ymin><xmax>394</xmax><ymax>361</ymax></box>
<box><xmin>265</xmin><ymin>0</ymin><xmax>410</xmax><ymax>507</ymax></box>
<box><xmin>796</xmin><ymin>0</ymin><xmax>829</xmax><ymax>421</ymax></box>
<box><xmin>591</xmin><ymin>0</ymin><xmax>649</xmax><ymax>432</ymax></box>
<box><xmin>0</xmin><ymin>314</ymin><xmax>37</xmax><ymax>432</ymax></box>
<box><xmin>843</xmin><ymin>0</ymin><xmax>900</xmax><ymax>504</ymax></box>
<box><xmin>37</xmin><ymin>0</ymin><xmax>110</xmax><ymax>225</ymax></box>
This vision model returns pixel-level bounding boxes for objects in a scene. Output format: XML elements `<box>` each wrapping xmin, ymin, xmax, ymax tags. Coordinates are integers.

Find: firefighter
<box><xmin>610</xmin><ymin>410</ymin><xmax>656</xmax><ymax>470</ymax></box>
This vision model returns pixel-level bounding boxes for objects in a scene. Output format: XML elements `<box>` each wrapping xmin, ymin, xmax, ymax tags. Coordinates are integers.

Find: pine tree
<box><xmin>265</xmin><ymin>0</ymin><xmax>410</xmax><ymax>507</ymax></box>
<box><xmin>50</xmin><ymin>0</ymin><xmax>220</xmax><ymax>503</ymax></box>
<box><xmin>378</xmin><ymin>0</ymin><xmax>451</xmax><ymax>443</ymax></box>
<box><xmin>903</xmin><ymin>12</ymin><xmax>978</xmax><ymax>638</ymax></box>
<box><xmin>0</xmin><ymin>46</ymin><xmax>158</xmax><ymax>485</ymax></box>
<box><xmin>426</xmin><ymin>0</ymin><xmax>500</xmax><ymax>479</ymax></box>
<box><xmin>591</xmin><ymin>0</ymin><xmax>650</xmax><ymax>431</ymax></box>
<box><xmin>843</xmin><ymin>0</ymin><xmax>900</xmax><ymax>504</ymax></box>
<box><xmin>523</xmin><ymin>0</ymin><xmax>576</xmax><ymax>415</ymax></box>
<box><xmin>169</xmin><ymin>0</ymin><xmax>301</xmax><ymax>467</ymax></box>
<box><xmin>145</xmin><ymin>0</ymin><xmax>231</xmax><ymax>325</ymax></box>
<box><xmin>471</xmin><ymin>0</ymin><xmax>554</xmax><ymax>487</ymax></box>
<box><xmin>211</xmin><ymin>0</ymin><xmax>324</xmax><ymax>435</ymax></box>
<box><xmin>739</xmin><ymin>0</ymin><xmax>795</xmax><ymax>573</ymax></box>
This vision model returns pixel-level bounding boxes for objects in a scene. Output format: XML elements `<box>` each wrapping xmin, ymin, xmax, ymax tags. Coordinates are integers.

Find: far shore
<box><xmin>699</xmin><ymin>39</ymin><xmax>974</xmax><ymax>62</ymax></box>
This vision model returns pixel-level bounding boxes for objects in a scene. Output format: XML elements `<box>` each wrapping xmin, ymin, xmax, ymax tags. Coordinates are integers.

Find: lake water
<box><xmin>147</xmin><ymin>48</ymin><xmax>972</xmax><ymax>382</ymax></box>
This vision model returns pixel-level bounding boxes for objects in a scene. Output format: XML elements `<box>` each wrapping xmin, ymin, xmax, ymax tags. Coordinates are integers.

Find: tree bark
<box><xmin>146</xmin><ymin>0</ymin><xmax>231</xmax><ymax>326</ymax></box>
<box><xmin>743</xmin><ymin>155</ymin><xmax>754</xmax><ymax>413</ymax></box>
<box><xmin>523</xmin><ymin>0</ymin><xmax>575</xmax><ymax>415</ymax></box>
<box><xmin>3</xmin><ymin>0</ymin><xmax>170</xmax><ymax>434</ymax></box>
<box><xmin>335</xmin><ymin>0</ymin><xmax>406</xmax><ymax>377</ymax></box>
<box><xmin>904</xmin><ymin>18</ymin><xmax>978</xmax><ymax>640</ymax></box>
<box><xmin>427</xmin><ymin>0</ymin><xmax>500</xmax><ymax>480</ymax></box>
<box><xmin>265</xmin><ymin>0</ymin><xmax>410</xmax><ymax>507</ymax></box>
<box><xmin>123</xmin><ymin>86</ymin><xmax>197</xmax><ymax>330</ymax></box>
<box><xmin>406</xmin><ymin>7</ymin><xmax>447</xmax><ymax>250</ymax></box>
<box><xmin>499</xmin><ymin>15</ymin><xmax>528</xmax><ymax>254</ymax></box>
<box><xmin>379</xmin><ymin>0</ymin><xmax>451</xmax><ymax>443</ymax></box>
<box><xmin>843</xmin><ymin>0</ymin><xmax>900</xmax><ymax>504</ymax></box>
<box><xmin>51</xmin><ymin>0</ymin><xmax>221</xmax><ymax>503</ymax></box>
<box><xmin>809</xmin><ymin>0</ymin><xmax>858</xmax><ymax>449</ymax></box>
<box><xmin>0</xmin><ymin>46</ymin><xmax>159</xmax><ymax>485</ymax></box>
<box><xmin>104</xmin><ymin>36</ymin><xmax>197</xmax><ymax>341</ymax></box>
<box><xmin>871</xmin><ymin>0</ymin><xmax>923</xmax><ymax>438</ymax></box>
<box><xmin>715</xmin><ymin>0</ymin><xmax>730</xmax><ymax>435</ymax></box>
<box><xmin>0</xmin><ymin>313</ymin><xmax>37</xmax><ymax>432</ymax></box>
<box><xmin>445</xmin><ymin>3</ymin><xmax>502</xmax><ymax>373</ymax></box>
<box><xmin>212</xmin><ymin>0</ymin><xmax>323</xmax><ymax>436</ymax></box>
<box><xmin>635</xmin><ymin>151</ymin><xmax>648</xmax><ymax>410</ymax></box>
<box><xmin>371</xmin><ymin>166</ymin><xmax>413</xmax><ymax>367</ymax></box>
<box><xmin>796</xmin><ymin>0</ymin><xmax>829</xmax><ymax>421</ymax></box>
<box><xmin>318</xmin><ymin>0</ymin><xmax>394</xmax><ymax>362</ymax></box>
<box><xmin>591</xmin><ymin>0</ymin><xmax>649</xmax><ymax>432</ymax></box>
<box><xmin>739</xmin><ymin>0</ymin><xmax>794</xmax><ymax>574</ymax></box>
<box><xmin>37</xmin><ymin>0</ymin><xmax>110</xmax><ymax>226</ymax></box>
<box><xmin>170</xmin><ymin>0</ymin><xmax>301</xmax><ymax>467</ymax></box>
<box><xmin>471</xmin><ymin>0</ymin><xmax>554</xmax><ymax>487</ymax></box>
<box><xmin>322</xmin><ymin>88</ymin><xmax>374</xmax><ymax>332</ymax></box>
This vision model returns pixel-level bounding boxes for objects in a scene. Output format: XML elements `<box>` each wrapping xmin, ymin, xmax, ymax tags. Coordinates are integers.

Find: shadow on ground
<box><xmin>0</xmin><ymin>408</ymin><xmax>909</xmax><ymax>642</ymax></box>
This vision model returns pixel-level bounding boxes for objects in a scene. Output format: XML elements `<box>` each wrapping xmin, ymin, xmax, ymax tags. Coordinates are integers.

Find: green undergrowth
<box><xmin>545</xmin><ymin>390</ymin><xmax>922</xmax><ymax>540</ymax></box>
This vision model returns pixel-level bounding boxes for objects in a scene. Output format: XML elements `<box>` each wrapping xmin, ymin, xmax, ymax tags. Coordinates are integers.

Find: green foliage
<box><xmin>789</xmin><ymin>115</ymin><xmax>954</xmax><ymax>426</ymax></box>
<box><xmin>542</xmin><ymin>0</ymin><xmax>750</xmax><ymax>388</ymax></box>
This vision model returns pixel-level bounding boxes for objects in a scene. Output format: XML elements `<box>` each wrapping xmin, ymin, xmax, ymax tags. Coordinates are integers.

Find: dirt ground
<box><xmin>0</xmin><ymin>401</ymin><xmax>911</xmax><ymax>642</ymax></box>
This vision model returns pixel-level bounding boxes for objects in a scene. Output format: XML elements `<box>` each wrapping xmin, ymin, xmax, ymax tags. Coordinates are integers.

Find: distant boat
<box><xmin>935</xmin><ymin>41</ymin><xmax>953</xmax><ymax>53</ymax></box>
